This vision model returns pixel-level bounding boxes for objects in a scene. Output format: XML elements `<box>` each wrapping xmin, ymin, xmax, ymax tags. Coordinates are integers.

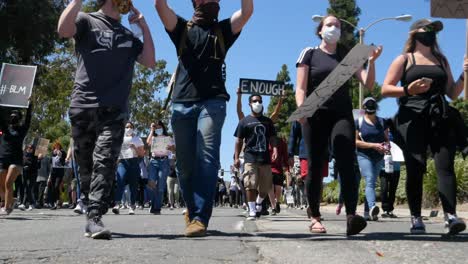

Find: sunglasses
<box><xmin>251</xmin><ymin>100</ymin><xmax>262</xmax><ymax>103</ymax></box>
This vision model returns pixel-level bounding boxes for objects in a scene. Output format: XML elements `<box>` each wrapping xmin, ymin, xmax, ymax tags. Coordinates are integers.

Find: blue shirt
<box><xmin>356</xmin><ymin>117</ymin><xmax>388</xmax><ymax>161</ymax></box>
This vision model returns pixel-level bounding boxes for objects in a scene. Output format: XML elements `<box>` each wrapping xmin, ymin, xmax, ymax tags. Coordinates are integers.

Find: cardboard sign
<box><xmin>151</xmin><ymin>136</ymin><xmax>173</xmax><ymax>156</ymax></box>
<box><xmin>390</xmin><ymin>141</ymin><xmax>405</xmax><ymax>162</ymax></box>
<box><xmin>287</xmin><ymin>44</ymin><xmax>373</xmax><ymax>122</ymax></box>
<box><xmin>34</xmin><ymin>138</ymin><xmax>50</xmax><ymax>157</ymax></box>
<box><xmin>239</xmin><ymin>78</ymin><xmax>285</xmax><ymax>96</ymax></box>
<box><xmin>431</xmin><ymin>0</ymin><xmax>468</xmax><ymax>18</ymax></box>
<box><xmin>0</xmin><ymin>63</ymin><xmax>37</xmax><ymax>108</ymax></box>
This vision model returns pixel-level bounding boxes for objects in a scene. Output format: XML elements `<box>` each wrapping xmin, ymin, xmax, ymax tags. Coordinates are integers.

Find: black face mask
<box><xmin>192</xmin><ymin>2</ymin><xmax>220</xmax><ymax>26</ymax></box>
<box><xmin>414</xmin><ymin>31</ymin><xmax>436</xmax><ymax>47</ymax></box>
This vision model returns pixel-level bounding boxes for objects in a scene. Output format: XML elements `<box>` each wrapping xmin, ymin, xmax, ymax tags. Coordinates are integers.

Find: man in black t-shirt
<box><xmin>57</xmin><ymin>0</ymin><xmax>156</xmax><ymax>239</ymax></box>
<box><xmin>155</xmin><ymin>0</ymin><xmax>253</xmax><ymax>237</ymax></box>
<box><xmin>234</xmin><ymin>94</ymin><xmax>278</xmax><ymax>221</ymax></box>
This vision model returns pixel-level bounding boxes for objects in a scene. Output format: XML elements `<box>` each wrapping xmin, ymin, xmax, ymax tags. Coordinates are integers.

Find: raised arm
<box><xmin>269</xmin><ymin>95</ymin><xmax>284</xmax><ymax>123</ymax></box>
<box><xmin>236</xmin><ymin>88</ymin><xmax>245</xmax><ymax>121</ymax></box>
<box><xmin>130</xmin><ymin>6</ymin><xmax>156</xmax><ymax>68</ymax></box>
<box><xmin>355</xmin><ymin>46</ymin><xmax>383</xmax><ymax>91</ymax></box>
<box><xmin>154</xmin><ymin>0</ymin><xmax>178</xmax><ymax>32</ymax></box>
<box><xmin>57</xmin><ymin>0</ymin><xmax>82</xmax><ymax>38</ymax></box>
<box><xmin>230</xmin><ymin>0</ymin><xmax>254</xmax><ymax>35</ymax></box>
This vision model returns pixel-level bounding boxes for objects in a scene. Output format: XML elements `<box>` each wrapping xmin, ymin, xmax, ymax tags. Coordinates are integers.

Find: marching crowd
<box><xmin>1</xmin><ymin>0</ymin><xmax>467</xmax><ymax>241</ymax></box>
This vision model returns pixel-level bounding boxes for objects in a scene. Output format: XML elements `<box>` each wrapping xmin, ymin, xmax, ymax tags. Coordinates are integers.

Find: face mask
<box><xmin>125</xmin><ymin>128</ymin><xmax>133</xmax><ymax>136</ymax></box>
<box><xmin>364</xmin><ymin>102</ymin><xmax>377</xmax><ymax>114</ymax></box>
<box><xmin>155</xmin><ymin>128</ymin><xmax>163</xmax><ymax>135</ymax></box>
<box><xmin>112</xmin><ymin>0</ymin><xmax>132</xmax><ymax>15</ymax></box>
<box><xmin>414</xmin><ymin>31</ymin><xmax>436</xmax><ymax>47</ymax></box>
<box><xmin>192</xmin><ymin>2</ymin><xmax>220</xmax><ymax>25</ymax></box>
<box><xmin>10</xmin><ymin>115</ymin><xmax>20</xmax><ymax>125</ymax></box>
<box><xmin>251</xmin><ymin>102</ymin><xmax>263</xmax><ymax>114</ymax></box>
<box><xmin>321</xmin><ymin>26</ymin><xmax>341</xmax><ymax>44</ymax></box>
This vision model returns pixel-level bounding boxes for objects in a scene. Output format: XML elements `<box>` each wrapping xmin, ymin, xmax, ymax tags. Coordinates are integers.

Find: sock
<box><xmin>255</xmin><ymin>196</ymin><xmax>264</xmax><ymax>212</ymax></box>
<box><xmin>248</xmin><ymin>202</ymin><xmax>256</xmax><ymax>216</ymax></box>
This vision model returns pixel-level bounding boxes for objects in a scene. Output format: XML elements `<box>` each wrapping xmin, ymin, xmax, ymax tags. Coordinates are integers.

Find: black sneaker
<box><xmin>445</xmin><ymin>214</ymin><xmax>466</xmax><ymax>235</ymax></box>
<box><xmin>276</xmin><ymin>203</ymin><xmax>281</xmax><ymax>214</ymax></box>
<box><xmin>346</xmin><ymin>214</ymin><xmax>367</xmax><ymax>236</ymax></box>
<box><xmin>271</xmin><ymin>209</ymin><xmax>277</xmax><ymax>216</ymax></box>
<box><xmin>410</xmin><ymin>216</ymin><xmax>426</xmax><ymax>234</ymax></box>
<box><xmin>85</xmin><ymin>210</ymin><xmax>111</xmax><ymax>239</ymax></box>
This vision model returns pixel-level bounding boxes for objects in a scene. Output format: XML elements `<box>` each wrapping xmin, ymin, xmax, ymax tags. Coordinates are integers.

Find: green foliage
<box><xmin>266</xmin><ymin>65</ymin><xmax>296</xmax><ymax>139</ymax></box>
<box><xmin>451</xmin><ymin>98</ymin><xmax>468</xmax><ymax>125</ymax></box>
<box><xmin>0</xmin><ymin>0</ymin><xmax>66</xmax><ymax>64</ymax></box>
<box><xmin>327</xmin><ymin>0</ymin><xmax>361</xmax><ymax>51</ymax></box>
<box><xmin>128</xmin><ymin>62</ymin><xmax>171</xmax><ymax>135</ymax></box>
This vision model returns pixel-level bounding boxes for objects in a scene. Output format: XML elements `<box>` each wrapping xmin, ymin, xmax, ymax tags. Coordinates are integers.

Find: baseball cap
<box><xmin>410</xmin><ymin>19</ymin><xmax>443</xmax><ymax>32</ymax></box>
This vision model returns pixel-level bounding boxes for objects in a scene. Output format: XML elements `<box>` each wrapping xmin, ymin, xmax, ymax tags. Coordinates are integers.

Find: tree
<box><xmin>327</xmin><ymin>0</ymin><xmax>382</xmax><ymax>108</ymax></box>
<box><xmin>266</xmin><ymin>64</ymin><xmax>296</xmax><ymax>139</ymax></box>
<box><xmin>0</xmin><ymin>0</ymin><xmax>66</xmax><ymax>64</ymax></box>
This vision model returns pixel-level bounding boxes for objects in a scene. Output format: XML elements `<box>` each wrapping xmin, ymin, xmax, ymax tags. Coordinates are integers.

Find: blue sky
<box><xmin>127</xmin><ymin>0</ymin><xmax>466</xmax><ymax>179</ymax></box>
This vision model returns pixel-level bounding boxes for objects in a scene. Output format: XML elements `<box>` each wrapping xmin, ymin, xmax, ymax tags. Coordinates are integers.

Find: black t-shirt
<box><xmin>234</xmin><ymin>115</ymin><xmax>276</xmax><ymax>164</ymax></box>
<box><xmin>296</xmin><ymin>47</ymin><xmax>353</xmax><ymax>112</ymax></box>
<box><xmin>71</xmin><ymin>12</ymin><xmax>143</xmax><ymax>112</ymax></box>
<box><xmin>167</xmin><ymin>16</ymin><xmax>240</xmax><ymax>103</ymax></box>
<box><xmin>0</xmin><ymin>107</ymin><xmax>32</xmax><ymax>160</ymax></box>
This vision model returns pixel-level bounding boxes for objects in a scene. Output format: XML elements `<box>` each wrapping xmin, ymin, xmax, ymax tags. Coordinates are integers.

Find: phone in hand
<box><xmin>421</xmin><ymin>77</ymin><xmax>433</xmax><ymax>84</ymax></box>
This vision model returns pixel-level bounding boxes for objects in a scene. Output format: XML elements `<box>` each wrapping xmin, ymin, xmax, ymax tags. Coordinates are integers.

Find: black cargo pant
<box><xmin>69</xmin><ymin>107</ymin><xmax>126</xmax><ymax>215</ymax></box>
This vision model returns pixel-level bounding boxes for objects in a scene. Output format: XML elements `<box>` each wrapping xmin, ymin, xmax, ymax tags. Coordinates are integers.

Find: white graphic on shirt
<box><xmin>96</xmin><ymin>30</ymin><xmax>113</xmax><ymax>50</ymax></box>
<box><xmin>90</xmin><ymin>28</ymin><xmax>134</xmax><ymax>53</ymax></box>
<box><xmin>252</xmin><ymin>124</ymin><xmax>266</xmax><ymax>152</ymax></box>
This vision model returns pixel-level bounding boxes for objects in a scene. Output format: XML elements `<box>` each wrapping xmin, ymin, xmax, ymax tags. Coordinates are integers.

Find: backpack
<box><xmin>163</xmin><ymin>21</ymin><xmax>227</xmax><ymax>111</ymax></box>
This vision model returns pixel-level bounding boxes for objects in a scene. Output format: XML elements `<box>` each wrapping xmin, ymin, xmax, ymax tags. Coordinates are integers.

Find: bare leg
<box><xmin>5</xmin><ymin>165</ymin><xmax>22</xmax><ymax>209</ymax></box>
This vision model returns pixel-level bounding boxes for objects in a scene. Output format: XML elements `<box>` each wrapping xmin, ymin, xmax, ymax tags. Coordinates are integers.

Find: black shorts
<box><xmin>272</xmin><ymin>172</ymin><xmax>285</xmax><ymax>186</ymax></box>
<box><xmin>0</xmin><ymin>156</ymin><xmax>23</xmax><ymax>170</ymax></box>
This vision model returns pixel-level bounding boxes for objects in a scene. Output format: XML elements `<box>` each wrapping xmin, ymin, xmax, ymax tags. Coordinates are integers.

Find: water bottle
<box><xmin>384</xmin><ymin>151</ymin><xmax>394</xmax><ymax>174</ymax></box>
<box><xmin>129</xmin><ymin>10</ymin><xmax>143</xmax><ymax>38</ymax></box>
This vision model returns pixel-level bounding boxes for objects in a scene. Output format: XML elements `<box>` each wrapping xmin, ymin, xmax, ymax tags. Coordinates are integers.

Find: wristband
<box><xmin>403</xmin><ymin>84</ymin><xmax>411</xmax><ymax>96</ymax></box>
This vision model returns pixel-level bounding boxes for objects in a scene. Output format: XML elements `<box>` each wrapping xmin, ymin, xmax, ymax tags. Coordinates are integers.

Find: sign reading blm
<box><xmin>0</xmin><ymin>63</ymin><xmax>37</xmax><ymax>108</ymax></box>
<box><xmin>431</xmin><ymin>0</ymin><xmax>468</xmax><ymax>18</ymax></box>
<box><xmin>239</xmin><ymin>78</ymin><xmax>285</xmax><ymax>96</ymax></box>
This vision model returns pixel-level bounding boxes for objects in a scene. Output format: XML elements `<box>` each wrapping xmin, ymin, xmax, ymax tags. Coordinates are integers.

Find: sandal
<box><xmin>309</xmin><ymin>217</ymin><xmax>327</xmax><ymax>234</ymax></box>
<box><xmin>336</xmin><ymin>203</ymin><xmax>343</xmax><ymax>215</ymax></box>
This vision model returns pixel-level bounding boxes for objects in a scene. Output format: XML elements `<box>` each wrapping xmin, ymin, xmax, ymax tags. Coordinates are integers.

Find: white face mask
<box><xmin>251</xmin><ymin>102</ymin><xmax>263</xmax><ymax>114</ymax></box>
<box><xmin>125</xmin><ymin>128</ymin><xmax>133</xmax><ymax>136</ymax></box>
<box><xmin>155</xmin><ymin>128</ymin><xmax>163</xmax><ymax>135</ymax></box>
<box><xmin>321</xmin><ymin>25</ymin><xmax>341</xmax><ymax>44</ymax></box>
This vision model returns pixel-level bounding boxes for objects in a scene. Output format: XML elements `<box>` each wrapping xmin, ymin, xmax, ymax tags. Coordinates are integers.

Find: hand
<box><xmin>408</xmin><ymin>78</ymin><xmax>431</xmax><ymax>95</ymax></box>
<box><xmin>369</xmin><ymin>45</ymin><xmax>383</xmax><ymax>63</ymax></box>
<box><xmin>463</xmin><ymin>55</ymin><xmax>468</xmax><ymax>72</ymax></box>
<box><xmin>298</xmin><ymin>117</ymin><xmax>307</xmax><ymax>125</ymax></box>
<box><xmin>147</xmin><ymin>179</ymin><xmax>157</xmax><ymax>190</ymax></box>
<box><xmin>373</xmin><ymin>143</ymin><xmax>386</xmax><ymax>154</ymax></box>
<box><xmin>271</xmin><ymin>148</ymin><xmax>278</xmax><ymax>162</ymax></box>
<box><xmin>166</xmin><ymin>145</ymin><xmax>176</xmax><ymax>152</ymax></box>
<box><xmin>129</xmin><ymin>6</ymin><xmax>148</xmax><ymax>30</ymax></box>
<box><xmin>234</xmin><ymin>158</ymin><xmax>240</xmax><ymax>169</ymax></box>
<box><xmin>150</xmin><ymin>123</ymin><xmax>156</xmax><ymax>132</ymax></box>
<box><xmin>236</xmin><ymin>87</ymin><xmax>242</xmax><ymax>95</ymax></box>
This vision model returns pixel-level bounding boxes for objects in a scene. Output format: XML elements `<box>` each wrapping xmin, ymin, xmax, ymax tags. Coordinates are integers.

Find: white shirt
<box><xmin>119</xmin><ymin>135</ymin><xmax>144</xmax><ymax>159</ymax></box>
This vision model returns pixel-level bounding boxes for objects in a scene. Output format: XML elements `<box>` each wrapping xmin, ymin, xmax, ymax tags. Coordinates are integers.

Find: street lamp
<box><xmin>312</xmin><ymin>14</ymin><xmax>413</xmax><ymax>108</ymax></box>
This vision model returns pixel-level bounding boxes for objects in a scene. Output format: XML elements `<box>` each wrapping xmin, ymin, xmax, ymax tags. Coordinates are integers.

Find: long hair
<box><xmin>403</xmin><ymin>30</ymin><xmax>447</xmax><ymax>65</ymax></box>
<box><xmin>156</xmin><ymin>120</ymin><xmax>169</xmax><ymax>136</ymax></box>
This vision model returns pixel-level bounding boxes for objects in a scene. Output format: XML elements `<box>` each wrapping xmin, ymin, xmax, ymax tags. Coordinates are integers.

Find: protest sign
<box><xmin>288</xmin><ymin>44</ymin><xmax>373</xmax><ymax>122</ymax></box>
<box><xmin>239</xmin><ymin>78</ymin><xmax>285</xmax><ymax>96</ymax></box>
<box><xmin>34</xmin><ymin>138</ymin><xmax>50</xmax><ymax>157</ymax></box>
<box><xmin>0</xmin><ymin>63</ymin><xmax>37</xmax><ymax>108</ymax></box>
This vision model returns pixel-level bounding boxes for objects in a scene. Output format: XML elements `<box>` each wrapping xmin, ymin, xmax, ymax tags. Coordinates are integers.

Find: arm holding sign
<box><xmin>236</xmin><ymin>88</ymin><xmax>245</xmax><ymax>121</ymax></box>
<box><xmin>444</xmin><ymin>56</ymin><xmax>468</xmax><ymax>100</ymax></box>
<box><xmin>57</xmin><ymin>0</ymin><xmax>82</xmax><ymax>38</ymax></box>
<box><xmin>355</xmin><ymin>46</ymin><xmax>383</xmax><ymax>90</ymax></box>
<box><xmin>270</xmin><ymin>94</ymin><xmax>285</xmax><ymax>123</ymax></box>
<box><xmin>22</xmin><ymin>103</ymin><xmax>33</xmax><ymax>134</ymax></box>
<box><xmin>231</xmin><ymin>0</ymin><xmax>254</xmax><ymax>35</ymax></box>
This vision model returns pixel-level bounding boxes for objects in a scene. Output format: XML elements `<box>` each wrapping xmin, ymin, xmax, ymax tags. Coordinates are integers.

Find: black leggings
<box><xmin>380</xmin><ymin>170</ymin><xmax>400</xmax><ymax>213</ymax></box>
<box><xmin>50</xmin><ymin>168</ymin><xmax>64</xmax><ymax>204</ymax></box>
<box><xmin>396</xmin><ymin>111</ymin><xmax>458</xmax><ymax>217</ymax></box>
<box><xmin>302</xmin><ymin>110</ymin><xmax>359</xmax><ymax>217</ymax></box>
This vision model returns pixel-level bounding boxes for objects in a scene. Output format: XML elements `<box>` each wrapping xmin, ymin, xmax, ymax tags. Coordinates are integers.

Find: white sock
<box><xmin>248</xmin><ymin>202</ymin><xmax>256</xmax><ymax>216</ymax></box>
<box><xmin>256</xmin><ymin>196</ymin><xmax>264</xmax><ymax>205</ymax></box>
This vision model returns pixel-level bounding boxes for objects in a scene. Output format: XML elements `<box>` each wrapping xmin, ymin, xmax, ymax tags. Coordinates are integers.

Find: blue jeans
<box><xmin>148</xmin><ymin>158</ymin><xmax>170</xmax><ymax>210</ymax></box>
<box><xmin>171</xmin><ymin>98</ymin><xmax>226</xmax><ymax>226</ymax></box>
<box><xmin>357</xmin><ymin>154</ymin><xmax>384</xmax><ymax>212</ymax></box>
<box><xmin>114</xmin><ymin>158</ymin><xmax>140</xmax><ymax>206</ymax></box>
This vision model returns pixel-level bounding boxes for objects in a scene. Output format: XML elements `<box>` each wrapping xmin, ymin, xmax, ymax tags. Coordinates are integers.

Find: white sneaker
<box><xmin>182</xmin><ymin>209</ymin><xmax>187</xmax><ymax>215</ymax></box>
<box><xmin>18</xmin><ymin>204</ymin><xmax>26</xmax><ymax>211</ymax></box>
<box><xmin>128</xmin><ymin>207</ymin><xmax>135</xmax><ymax>215</ymax></box>
<box><xmin>370</xmin><ymin>206</ymin><xmax>380</xmax><ymax>221</ymax></box>
<box><xmin>112</xmin><ymin>205</ymin><xmax>120</xmax><ymax>215</ymax></box>
<box><xmin>26</xmin><ymin>205</ymin><xmax>33</xmax><ymax>211</ymax></box>
<box><xmin>73</xmin><ymin>201</ymin><xmax>86</xmax><ymax>215</ymax></box>
<box><xmin>246</xmin><ymin>211</ymin><xmax>256</xmax><ymax>221</ymax></box>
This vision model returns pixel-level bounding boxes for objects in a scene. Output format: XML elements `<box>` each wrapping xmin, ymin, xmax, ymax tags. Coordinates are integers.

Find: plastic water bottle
<box><xmin>384</xmin><ymin>153</ymin><xmax>394</xmax><ymax>174</ymax></box>
<box><xmin>129</xmin><ymin>10</ymin><xmax>143</xmax><ymax>38</ymax></box>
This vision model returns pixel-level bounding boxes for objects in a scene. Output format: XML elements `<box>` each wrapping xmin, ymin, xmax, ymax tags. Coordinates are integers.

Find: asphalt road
<box><xmin>0</xmin><ymin>206</ymin><xmax>467</xmax><ymax>264</ymax></box>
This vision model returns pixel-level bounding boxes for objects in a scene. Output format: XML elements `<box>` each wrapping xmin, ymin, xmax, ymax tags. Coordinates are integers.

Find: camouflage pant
<box><xmin>69</xmin><ymin>107</ymin><xmax>127</xmax><ymax>215</ymax></box>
